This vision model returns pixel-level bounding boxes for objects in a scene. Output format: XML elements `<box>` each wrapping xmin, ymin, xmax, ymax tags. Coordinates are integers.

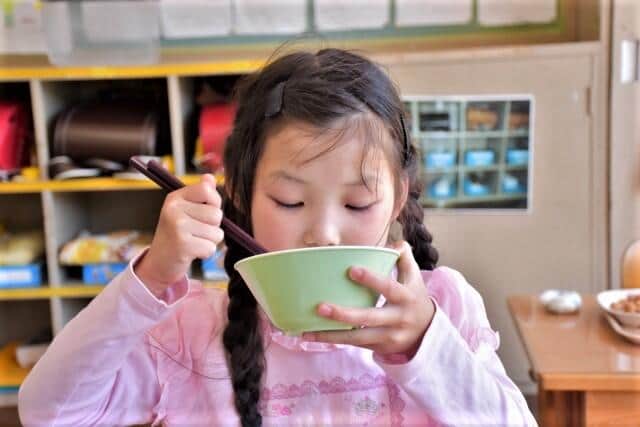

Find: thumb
<box><xmin>395</xmin><ymin>241</ymin><xmax>420</xmax><ymax>286</ymax></box>
<box><xmin>201</xmin><ymin>173</ymin><xmax>217</xmax><ymax>188</ymax></box>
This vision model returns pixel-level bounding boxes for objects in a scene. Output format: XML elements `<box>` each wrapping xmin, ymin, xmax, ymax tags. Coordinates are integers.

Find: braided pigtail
<box><xmin>399</xmin><ymin>137</ymin><xmax>439</xmax><ymax>270</ymax></box>
<box><xmin>221</xmin><ymin>198</ymin><xmax>265</xmax><ymax>427</ymax></box>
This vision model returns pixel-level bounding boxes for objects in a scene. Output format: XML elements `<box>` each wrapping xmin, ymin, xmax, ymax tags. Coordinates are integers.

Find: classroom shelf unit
<box><xmin>0</xmin><ymin>63</ymin><xmax>252</xmax><ymax>397</ymax></box>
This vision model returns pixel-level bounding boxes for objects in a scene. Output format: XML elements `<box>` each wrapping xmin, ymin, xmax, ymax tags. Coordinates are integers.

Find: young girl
<box><xmin>19</xmin><ymin>49</ymin><xmax>536</xmax><ymax>426</ymax></box>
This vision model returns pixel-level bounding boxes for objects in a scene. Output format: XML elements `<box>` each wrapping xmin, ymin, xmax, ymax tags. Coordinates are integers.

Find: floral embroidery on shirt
<box><xmin>354</xmin><ymin>396</ymin><xmax>382</xmax><ymax>416</ymax></box>
<box><xmin>260</xmin><ymin>374</ymin><xmax>405</xmax><ymax>426</ymax></box>
<box><xmin>260</xmin><ymin>402</ymin><xmax>295</xmax><ymax>417</ymax></box>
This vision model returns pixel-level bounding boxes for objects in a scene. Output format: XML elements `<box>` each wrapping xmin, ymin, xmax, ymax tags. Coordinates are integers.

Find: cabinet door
<box><xmin>386</xmin><ymin>51</ymin><xmax>598</xmax><ymax>388</ymax></box>
<box><xmin>610</xmin><ymin>0</ymin><xmax>640</xmax><ymax>288</ymax></box>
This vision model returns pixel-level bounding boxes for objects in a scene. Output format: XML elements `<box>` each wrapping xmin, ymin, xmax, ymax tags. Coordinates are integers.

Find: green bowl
<box><xmin>234</xmin><ymin>246</ymin><xmax>399</xmax><ymax>335</ymax></box>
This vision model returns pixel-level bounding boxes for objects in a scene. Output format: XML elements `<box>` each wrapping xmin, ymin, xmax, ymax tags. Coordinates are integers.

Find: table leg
<box><xmin>538</xmin><ymin>387</ymin><xmax>583</xmax><ymax>427</ymax></box>
<box><xmin>584</xmin><ymin>391</ymin><xmax>640</xmax><ymax>426</ymax></box>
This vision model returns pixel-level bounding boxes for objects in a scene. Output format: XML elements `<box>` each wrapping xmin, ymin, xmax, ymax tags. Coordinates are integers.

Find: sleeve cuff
<box><xmin>374</xmin><ymin>298</ymin><xmax>468</xmax><ymax>385</ymax></box>
<box><xmin>119</xmin><ymin>248</ymin><xmax>191</xmax><ymax>318</ymax></box>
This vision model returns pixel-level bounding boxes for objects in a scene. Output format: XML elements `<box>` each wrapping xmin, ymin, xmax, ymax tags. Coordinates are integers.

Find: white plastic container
<box><xmin>42</xmin><ymin>1</ymin><xmax>160</xmax><ymax>66</ymax></box>
<box><xmin>314</xmin><ymin>0</ymin><xmax>389</xmax><ymax>31</ymax></box>
<box><xmin>160</xmin><ymin>0</ymin><xmax>232</xmax><ymax>39</ymax></box>
<box><xmin>233</xmin><ymin>0</ymin><xmax>306</xmax><ymax>35</ymax></box>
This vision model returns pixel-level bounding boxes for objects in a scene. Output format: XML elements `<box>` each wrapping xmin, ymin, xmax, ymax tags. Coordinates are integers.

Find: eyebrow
<box><xmin>269</xmin><ymin>170</ymin><xmax>378</xmax><ymax>187</ymax></box>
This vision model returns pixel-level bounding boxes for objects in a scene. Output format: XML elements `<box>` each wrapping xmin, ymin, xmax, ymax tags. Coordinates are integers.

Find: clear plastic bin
<box><xmin>160</xmin><ymin>0</ymin><xmax>232</xmax><ymax>39</ymax></box>
<box><xmin>42</xmin><ymin>1</ymin><xmax>160</xmax><ymax>66</ymax></box>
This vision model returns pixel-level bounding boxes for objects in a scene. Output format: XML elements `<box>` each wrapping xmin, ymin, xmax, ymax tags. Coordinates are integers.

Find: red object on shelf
<box><xmin>199</xmin><ymin>103</ymin><xmax>235</xmax><ymax>172</ymax></box>
<box><xmin>0</xmin><ymin>102</ymin><xmax>28</xmax><ymax>170</ymax></box>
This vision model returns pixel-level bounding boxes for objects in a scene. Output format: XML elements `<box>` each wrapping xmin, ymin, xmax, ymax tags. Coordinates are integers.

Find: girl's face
<box><xmin>251</xmin><ymin>121</ymin><xmax>406</xmax><ymax>251</ymax></box>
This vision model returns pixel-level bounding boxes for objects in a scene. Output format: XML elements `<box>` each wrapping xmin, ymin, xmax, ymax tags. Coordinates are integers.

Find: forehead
<box><xmin>259</xmin><ymin>119</ymin><xmax>395</xmax><ymax>179</ymax></box>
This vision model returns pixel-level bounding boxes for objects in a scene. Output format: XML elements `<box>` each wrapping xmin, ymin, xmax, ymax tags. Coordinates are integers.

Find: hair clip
<box><xmin>265</xmin><ymin>81</ymin><xmax>286</xmax><ymax>118</ymax></box>
<box><xmin>399</xmin><ymin>114</ymin><xmax>411</xmax><ymax>166</ymax></box>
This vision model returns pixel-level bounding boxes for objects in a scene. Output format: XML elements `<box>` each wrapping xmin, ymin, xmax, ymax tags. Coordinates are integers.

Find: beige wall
<box><xmin>610</xmin><ymin>0</ymin><xmax>640</xmax><ymax>288</ymax></box>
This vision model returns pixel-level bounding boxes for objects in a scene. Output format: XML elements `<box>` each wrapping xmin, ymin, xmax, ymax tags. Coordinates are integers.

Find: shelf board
<box><xmin>0</xmin><ymin>286</ymin><xmax>104</xmax><ymax>300</ymax></box>
<box><xmin>460</xmin><ymin>165</ymin><xmax>501</xmax><ymax>173</ymax></box>
<box><xmin>0</xmin><ymin>390</ymin><xmax>18</xmax><ymax>408</ymax></box>
<box><xmin>0</xmin><ymin>281</ymin><xmax>227</xmax><ymax>301</ymax></box>
<box><xmin>505</xmin><ymin>164</ymin><xmax>529</xmax><ymax>171</ymax></box>
<box><xmin>423</xmin><ymin>193</ymin><xmax>527</xmax><ymax>208</ymax></box>
<box><xmin>423</xmin><ymin>167</ymin><xmax>458</xmax><ymax>174</ymax></box>
<box><xmin>418</xmin><ymin>129</ymin><xmax>529</xmax><ymax>139</ymax></box>
<box><xmin>0</xmin><ymin>174</ymin><xmax>213</xmax><ymax>194</ymax></box>
<box><xmin>423</xmin><ymin>164</ymin><xmax>503</xmax><ymax>174</ymax></box>
<box><xmin>0</xmin><ymin>56</ymin><xmax>265</xmax><ymax>81</ymax></box>
<box><xmin>0</xmin><ymin>181</ymin><xmax>47</xmax><ymax>194</ymax></box>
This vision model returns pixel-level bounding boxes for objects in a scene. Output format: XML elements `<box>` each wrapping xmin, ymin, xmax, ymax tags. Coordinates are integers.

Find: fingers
<box><xmin>188</xmin><ymin>235</ymin><xmax>219</xmax><ymax>260</ymax></box>
<box><xmin>348</xmin><ymin>265</ymin><xmax>411</xmax><ymax>305</ymax></box>
<box><xmin>304</xmin><ymin>327</ymin><xmax>387</xmax><ymax>348</ymax></box>
<box><xmin>393</xmin><ymin>241</ymin><xmax>422</xmax><ymax>290</ymax></box>
<box><xmin>183</xmin><ymin>216</ymin><xmax>224</xmax><ymax>244</ymax></box>
<box><xmin>316</xmin><ymin>303</ymin><xmax>404</xmax><ymax>328</ymax></box>
<box><xmin>179</xmin><ymin>174</ymin><xmax>221</xmax><ymax>206</ymax></box>
<box><xmin>183</xmin><ymin>202</ymin><xmax>223</xmax><ymax>226</ymax></box>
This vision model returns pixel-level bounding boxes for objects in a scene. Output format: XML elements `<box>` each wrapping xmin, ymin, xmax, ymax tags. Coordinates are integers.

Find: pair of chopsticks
<box><xmin>130</xmin><ymin>156</ymin><xmax>266</xmax><ymax>256</ymax></box>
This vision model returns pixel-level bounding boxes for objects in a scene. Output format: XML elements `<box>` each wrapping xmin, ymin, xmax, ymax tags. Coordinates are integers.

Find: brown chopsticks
<box><xmin>130</xmin><ymin>156</ymin><xmax>266</xmax><ymax>256</ymax></box>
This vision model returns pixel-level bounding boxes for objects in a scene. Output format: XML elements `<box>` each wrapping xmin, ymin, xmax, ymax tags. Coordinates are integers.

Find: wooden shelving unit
<box><xmin>0</xmin><ymin>58</ymin><xmax>248</xmax><ymax>400</ymax></box>
<box><xmin>0</xmin><ymin>174</ymin><xmax>207</xmax><ymax>194</ymax></box>
<box><xmin>0</xmin><ymin>281</ymin><xmax>227</xmax><ymax>301</ymax></box>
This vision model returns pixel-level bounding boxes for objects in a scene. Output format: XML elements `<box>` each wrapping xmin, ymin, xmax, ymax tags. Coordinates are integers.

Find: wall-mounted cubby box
<box><xmin>403</xmin><ymin>96</ymin><xmax>533</xmax><ymax>210</ymax></box>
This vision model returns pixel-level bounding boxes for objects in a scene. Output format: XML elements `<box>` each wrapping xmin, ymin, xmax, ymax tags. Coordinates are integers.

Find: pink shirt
<box><xmin>19</xmin><ymin>252</ymin><xmax>537</xmax><ymax>426</ymax></box>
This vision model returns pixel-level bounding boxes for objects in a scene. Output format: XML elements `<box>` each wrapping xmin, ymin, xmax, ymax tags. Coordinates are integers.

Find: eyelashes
<box><xmin>273</xmin><ymin>199</ymin><xmax>304</xmax><ymax>209</ymax></box>
<box><xmin>270</xmin><ymin>197</ymin><xmax>377</xmax><ymax>212</ymax></box>
<box><xmin>345</xmin><ymin>203</ymin><xmax>375</xmax><ymax>212</ymax></box>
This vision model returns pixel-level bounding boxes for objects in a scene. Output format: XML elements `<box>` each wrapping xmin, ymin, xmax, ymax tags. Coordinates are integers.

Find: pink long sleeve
<box><xmin>375</xmin><ymin>267</ymin><xmax>537</xmax><ymax>426</ymax></box>
<box><xmin>18</xmin><ymin>252</ymin><xmax>190</xmax><ymax>427</ymax></box>
<box><xmin>19</xmin><ymin>257</ymin><xmax>536</xmax><ymax>425</ymax></box>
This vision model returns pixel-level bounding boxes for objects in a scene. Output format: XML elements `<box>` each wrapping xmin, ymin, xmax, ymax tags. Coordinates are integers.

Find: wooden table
<box><xmin>508</xmin><ymin>295</ymin><xmax>640</xmax><ymax>427</ymax></box>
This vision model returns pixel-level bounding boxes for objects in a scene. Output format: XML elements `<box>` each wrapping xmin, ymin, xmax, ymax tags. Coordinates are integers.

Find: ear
<box><xmin>392</xmin><ymin>174</ymin><xmax>409</xmax><ymax>221</ymax></box>
<box><xmin>223</xmin><ymin>182</ymin><xmax>243</xmax><ymax>213</ymax></box>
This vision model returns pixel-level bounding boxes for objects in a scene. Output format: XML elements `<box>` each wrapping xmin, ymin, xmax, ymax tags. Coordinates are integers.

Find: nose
<box><xmin>303</xmin><ymin>210</ymin><xmax>340</xmax><ymax>247</ymax></box>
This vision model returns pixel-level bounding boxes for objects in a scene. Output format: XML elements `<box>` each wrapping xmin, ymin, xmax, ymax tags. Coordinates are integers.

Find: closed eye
<box><xmin>346</xmin><ymin>202</ymin><xmax>375</xmax><ymax>212</ymax></box>
<box><xmin>272</xmin><ymin>198</ymin><xmax>304</xmax><ymax>209</ymax></box>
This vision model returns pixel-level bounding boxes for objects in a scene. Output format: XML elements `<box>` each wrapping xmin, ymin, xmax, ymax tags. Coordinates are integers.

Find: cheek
<box><xmin>251</xmin><ymin>196</ymin><xmax>298</xmax><ymax>251</ymax></box>
<box><xmin>343</xmin><ymin>203</ymin><xmax>395</xmax><ymax>246</ymax></box>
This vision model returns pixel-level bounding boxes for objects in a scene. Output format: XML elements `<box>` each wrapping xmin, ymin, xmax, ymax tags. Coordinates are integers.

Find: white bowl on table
<box><xmin>604</xmin><ymin>312</ymin><xmax>640</xmax><ymax>345</ymax></box>
<box><xmin>596</xmin><ymin>289</ymin><xmax>640</xmax><ymax>329</ymax></box>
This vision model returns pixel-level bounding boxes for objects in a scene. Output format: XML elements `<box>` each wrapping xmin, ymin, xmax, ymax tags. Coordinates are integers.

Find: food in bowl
<box><xmin>597</xmin><ymin>289</ymin><xmax>640</xmax><ymax>329</ymax></box>
<box><xmin>611</xmin><ymin>294</ymin><xmax>640</xmax><ymax>313</ymax></box>
<box><xmin>234</xmin><ymin>246</ymin><xmax>399</xmax><ymax>335</ymax></box>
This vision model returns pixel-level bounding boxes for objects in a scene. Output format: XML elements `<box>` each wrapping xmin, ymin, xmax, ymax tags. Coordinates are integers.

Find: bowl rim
<box><xmin>234</xmin><ymin>245</ymin><xmax>400</xmax><ymax>269</ymax></box>
<box><xmin>604</xmin><ymin>313</ymin><xmax>640</xmax><ymax>344</ymax></box>
<box><xmin>596</xmin><ymin>289</ymin><xmax>640</xmax><ymax>317</ymax></box>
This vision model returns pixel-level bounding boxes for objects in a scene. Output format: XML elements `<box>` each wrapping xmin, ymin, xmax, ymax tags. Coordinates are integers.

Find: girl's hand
<box><xmin>135</xmin><ymin>174</ymin><xmax>224</xmax><ymax>298</ymax></box>
<box><xmin>302</xmin><ymin>241</ymin><xmax>435</xmax><ymax>358</ymax></box>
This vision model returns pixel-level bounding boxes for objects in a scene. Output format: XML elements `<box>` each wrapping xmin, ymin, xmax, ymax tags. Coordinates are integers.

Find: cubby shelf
<box><xmin>0</xmin><ymin>64</ymin><xmax>241</xmax><ymax>376</ymax></box>
<box><xmin>0</xmin><ymin>174</ymin><xmax>213</xmax><ymax>194</ymax></box>
<box><xmin>0</xmin><ymin>281</ymin><xmax>227</xmax><ymax>301</ymax></box>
